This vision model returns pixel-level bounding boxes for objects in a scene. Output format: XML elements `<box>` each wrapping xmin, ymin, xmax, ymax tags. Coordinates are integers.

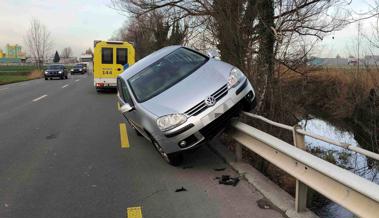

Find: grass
<box><xmin>0</xmin><ymin>65</ymin><xmax>37</xmax><ymax>74</ymax></box>
<box><xmin>0</xmin><ymin>66</ymin><xmax>43</xmax><ymax>85</ymax></box>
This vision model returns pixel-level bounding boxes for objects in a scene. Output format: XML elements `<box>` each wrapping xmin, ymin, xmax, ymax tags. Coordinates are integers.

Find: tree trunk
<box><xmin>213</xmin><ymin>0</ymin><xmax>246</xmax><ymax>71</ymax></box>
<box><xmin>256</xmin><ymin>0</ymin><xmax>275</xmax><ymax>114</ymax></box>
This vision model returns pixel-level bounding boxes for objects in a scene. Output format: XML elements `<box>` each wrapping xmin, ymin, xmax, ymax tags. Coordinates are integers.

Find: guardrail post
<box><xmin>293</xmin><ymin>125</ymin><xmax>308</xmax><ymax>212</ymax></box>
<box><xmin>235</xmin><ymin>144</ymin><xmax>243</xmax><ymax>161</ymax></box>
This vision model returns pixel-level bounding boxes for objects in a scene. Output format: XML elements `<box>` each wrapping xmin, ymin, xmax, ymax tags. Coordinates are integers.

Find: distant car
<box><xmin>44</xmin><ymin>64</ymin><xmax>68</xmax><ymax>80</ymax></box>
<box><xmin>70</xmin><ymin>64</ymin><xmax>87</xmax><ymax>74</ymax></box>
<box><xmin>117</xmin><ymin>46</ymin><xmax>256</xmax><ymax>165</ymax></box>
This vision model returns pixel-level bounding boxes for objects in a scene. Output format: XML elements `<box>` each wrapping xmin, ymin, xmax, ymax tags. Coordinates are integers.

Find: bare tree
<box><xmin>112</xmin><ymin>0</ymin><xmax>350</xmax><ymax>116</ymax></box>
<box><xmin>61</xmin><ymin>47</ymin><xmax>73</xmax><ymax>58</ymax></box>
<box><xmin>112</xmin><ymin>11</ymin><xmax>188</xmax><ymax>60</ymax></box>
<box><xmin>84</xmin><ymin>48</ymin><xmax>93</xmax><ymax>56</ymax></box>
<box><xmin>24</xmin><ymin>18</ymin><xmax>53</xmax><ymax>69</ymax></box>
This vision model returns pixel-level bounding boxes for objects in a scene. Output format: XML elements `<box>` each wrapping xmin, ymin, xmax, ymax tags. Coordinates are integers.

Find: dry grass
<box><xmin>276</xmin><ymin>66</ymin><xmax>379</xmax><ymax>120</ymax></box>
<box><xmin>0</xmin><ymin>70</ymin><xmax>44</xmax><ymax>85</ymax></box>
<box><xmin>27</xmin><ymin>70</ymin><xmax>44</xmax><ymax>79</ymax></box>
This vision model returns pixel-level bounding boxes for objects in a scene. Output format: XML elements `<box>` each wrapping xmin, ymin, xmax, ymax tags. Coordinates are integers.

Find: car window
<box><xmin>116</xmin><ymin>48</ymin><xmax>128</xmax><ymax>66</ymax></box>
<box><xmin>102</xmin><ymin>48</ymin><xmax>113</xmax><ymax>64</ymax></box>
<box><xmin>119</xmin><ymin>78</ymin><xmax>134</xmax><ymax>106</ymax></box>
<box><xmin>128</xmin><ymin>48</ymin><xmax>208</xmax><ymax>102</ymax></box>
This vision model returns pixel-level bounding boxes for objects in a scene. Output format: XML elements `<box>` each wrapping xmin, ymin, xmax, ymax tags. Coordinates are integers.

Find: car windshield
<box><xmin>75</xmin><ymin>64</ymin><xmax>83</xmax><ymax>68</ymax></box>
<box><xmin>48</xmin><ymin>65</ymin><xmax>63</xmax><ymax>69</ymax></box>
<box><xmin>128</xmin><ymin>48</ymin><xmax>208</xmax><ymax>102</ymax></box>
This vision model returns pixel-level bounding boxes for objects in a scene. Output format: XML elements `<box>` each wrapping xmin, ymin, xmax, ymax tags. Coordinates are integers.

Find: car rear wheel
<box><xmin>152</xmin><ymin>139</ymin><xmax>182</xmax><ymax>166</ymax></box>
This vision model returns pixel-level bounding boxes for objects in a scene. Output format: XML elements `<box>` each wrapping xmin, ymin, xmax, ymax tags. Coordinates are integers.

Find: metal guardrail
<box><xmin>229</xmin><ymin>112</ymin><xmax>379</xmax><ymax>218</ymax></box>
<box><xmin>242</xmin><ymin>112</ymin><xmax>379</xmax><ymax>161</ymax></box>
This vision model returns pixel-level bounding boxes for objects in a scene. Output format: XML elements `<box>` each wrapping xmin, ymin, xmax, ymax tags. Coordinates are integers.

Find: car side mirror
<box><xmin>119</xmin><ymin>103</ymin><xmax>134</xmax><ymax>113</ymax></box>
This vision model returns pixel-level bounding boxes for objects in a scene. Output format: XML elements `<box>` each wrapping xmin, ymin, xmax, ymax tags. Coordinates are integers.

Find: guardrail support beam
<box><xmin>235</xmin><ymin>143</ymin><xmax>243</xmax><ymax>161</ymax></box>
<box><xmin>293</xmin><ymin>125</ymin><xmax>308</xmax><ymax>212</ymax></box>
<box><xmin>296</xmin><ymin>180</ymin><xmax>308</xmax><ymax>212</ymax></box>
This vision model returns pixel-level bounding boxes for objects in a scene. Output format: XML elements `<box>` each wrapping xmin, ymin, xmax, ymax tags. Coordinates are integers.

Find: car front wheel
<box><xmin>152</xmin><ymin>139</ymin><xmax>182</xmax><ymax>166</ymax></box>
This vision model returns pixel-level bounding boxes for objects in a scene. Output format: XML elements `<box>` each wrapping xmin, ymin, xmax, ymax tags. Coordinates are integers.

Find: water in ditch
<box><xmin>299</xmin><ymin>118</ymin><xmax>379</xmax><ymax>218</ymax></box>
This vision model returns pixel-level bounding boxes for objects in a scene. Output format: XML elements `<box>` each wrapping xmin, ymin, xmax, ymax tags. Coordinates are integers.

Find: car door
<box><xmin>118</xmin><ymin>78</ymin><xmax>146</xmax><ymax>135</ymax></box>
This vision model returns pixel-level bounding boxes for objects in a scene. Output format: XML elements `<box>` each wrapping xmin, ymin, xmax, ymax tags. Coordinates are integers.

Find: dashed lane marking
<box><xmin>62</xmin><ymin>84</ymin><xmax>69</xmax><ymax>88</ymax></box>
<box><xmin>127</xmin><ymin>207</ymin><xmax>142</xmax><ymax>218</ymax></box>
<box><xmin>32</xmin><ymin>94</ymin><xmax>48</xmax><ymax>102</ymax></box>
<box><xmin>120</xmin><ymin>123</ymin><xmax>129</xmax><ymax>148</ymax></box>
<box><xmin>75</xmin><ymin>79</ymin><xmax>80</xmax><ymax>82</ymax></box>
<box><xmin>0</xmin><ymin>87</ymin><xmax>9</xmax><ymax>91</ymax></box>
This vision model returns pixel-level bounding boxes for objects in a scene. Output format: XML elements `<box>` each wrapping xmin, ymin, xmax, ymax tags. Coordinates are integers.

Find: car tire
<box><xmin>44</xmin><ymin>77</ymin><xmax>48</xmax><ymax>80</ymax></box>
<box><xmin>151</xmin><ymin>139</ymin><xmax>182</xmax><ymax>166</ymax></box>
<box><xmin>65</xmin><ymin>75</ymin><xmax>68</xmax><ymax>79</ymax></box>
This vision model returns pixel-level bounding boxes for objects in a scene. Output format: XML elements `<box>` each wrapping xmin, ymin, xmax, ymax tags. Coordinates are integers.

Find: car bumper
<box><xmin>71</xmin><ymin>70</ymin><xmax>84</xmax><ymax>74</ymax></box>
<box><xmin>152</xmin><ymin>80</ymin><xmax>255</xmax><ymax>154</ymax></box>
<box><xmin>45</xmin><ymin>74</ymin><xmax>64</xmax><ymax>78</ymax></box>
<box><xmin>94</xmin><ymin>78</ymin><xmax>117</xmax><ymax>88</ymax></box>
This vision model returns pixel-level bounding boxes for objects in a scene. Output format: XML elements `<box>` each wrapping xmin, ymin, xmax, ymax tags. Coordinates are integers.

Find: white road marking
<box><xmin>0</xmin><ymin>87</ymin><xmax>9</xmax><ymax>91</ymax></box>
<box><xmin>75</xmin><ymin>79</ymin><xmax>80</xmax><ymax>82</ymax></box>
<box><xmin>32</xmin><ymin>94</ymin><xmax>48</xmax><ymax>102</ymax></box>
<box><xmin>62</xmin><ymin>84</ymin><xmax>69</xmax><ymax>88</ymax></box>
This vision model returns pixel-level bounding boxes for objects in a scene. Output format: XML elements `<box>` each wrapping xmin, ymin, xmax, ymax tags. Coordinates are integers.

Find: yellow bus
<box><xmin>93</xmin><ymin>40</ymin><xmax>135</xmax><ymax>90</ymax></box>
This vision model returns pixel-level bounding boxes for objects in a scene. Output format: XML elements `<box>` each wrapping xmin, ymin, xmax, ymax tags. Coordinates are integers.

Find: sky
<box><xmin>0</xmin><ymin>0</ymin><xmax>378</xmax><ymax>58</ymax></box>
<box><xmin>0</xmin><ymin>0</ymin><xmax>127</xmax><ymax>57</ymax></box>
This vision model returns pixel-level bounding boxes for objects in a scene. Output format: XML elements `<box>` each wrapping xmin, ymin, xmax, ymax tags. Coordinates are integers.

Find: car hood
<box><xmin>140</xmin><ymin>59</ymin><xmax>234</xmax><ymax>117</ymax></box>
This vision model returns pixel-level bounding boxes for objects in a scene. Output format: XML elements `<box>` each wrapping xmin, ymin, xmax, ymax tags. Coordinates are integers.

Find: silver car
<box><xmin>117</xmin><ymin>46</ymin><xmax>256</xmax><ymax>165</ymax></box>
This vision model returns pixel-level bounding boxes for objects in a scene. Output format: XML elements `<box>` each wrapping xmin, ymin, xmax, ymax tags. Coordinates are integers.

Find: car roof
<box><xmin>119</xmin><ymin>45</ymin><xmax>182</xmax><ymax>80</ymax></box>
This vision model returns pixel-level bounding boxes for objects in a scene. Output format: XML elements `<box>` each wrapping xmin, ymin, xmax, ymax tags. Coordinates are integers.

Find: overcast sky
<box><xmin>0</xmin><ymin>0</ymin><xmax>377</xmax><ymax>58</ymax></box>
<box><xmin>0</xmin><ymin>0</ymin><xmax>126</xmax><ymax>57</ymax></box>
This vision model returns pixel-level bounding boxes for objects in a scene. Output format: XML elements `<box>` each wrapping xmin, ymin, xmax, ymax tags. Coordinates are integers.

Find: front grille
<box><xmin>199</xmin><ymin>101</ymin><xmax>242</xmax><ymax>139</ymax></box>
<box><xmin>185</xmin><ymin>84</ymin><xmax>228</xmax><ymax>116</ymax></box>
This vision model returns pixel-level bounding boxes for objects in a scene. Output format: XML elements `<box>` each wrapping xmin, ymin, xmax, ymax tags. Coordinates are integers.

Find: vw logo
<box><xmin>204</xmin><ymin>96</ymin><xmax>216</xmax><ymax>107</ymax></box>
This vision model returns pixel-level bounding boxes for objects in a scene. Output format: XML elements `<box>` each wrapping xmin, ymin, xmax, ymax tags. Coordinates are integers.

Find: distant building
<box><xmin>6</xmin><ymin>44</ymin><xmax>25</xmax><ymax>59</ymax></box>
<box><xmin>0</xmin><ymin>44</ymin><xmax>26</xmax><ymax>63</ymax></box>
<box><xmin>363</xmin><ymin>55</ymin><xmax>379</xmax><ymax>65</ymax></box>
<box><xmin>80</xmin><ymin>54</ymin><xmax>93</xmax><ymax>63</ymax></box>
<box><xmin>309</xmin><ymin>57</ymin><xmax>349</xmax><ymax>66</ymax></box>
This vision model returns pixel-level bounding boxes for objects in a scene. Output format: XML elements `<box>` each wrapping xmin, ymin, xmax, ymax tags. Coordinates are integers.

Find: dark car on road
<box><xmin>71</xmin><ymin>63</ymin><xmax>87</xmax><ymax>74</ymax></box>
<box><xmin>44</xmin><ymin>64</ymin><xmax>68</xmax><ymax>80</ymax></box>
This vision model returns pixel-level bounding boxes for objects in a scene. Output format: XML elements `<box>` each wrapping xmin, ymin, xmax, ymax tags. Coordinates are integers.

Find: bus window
<box><xmin>117</xmin><ymin>48</ymin><xmax>128</xmax><ymax>66</ymax></box>
<box><xmin>102</xmin><ymin>48</ymin><xmax>113</xmax><ymax>64</ymax></box>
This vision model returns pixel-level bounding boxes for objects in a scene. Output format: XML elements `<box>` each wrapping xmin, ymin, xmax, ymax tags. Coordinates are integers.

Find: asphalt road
<box><xmin>0</xmin><ymin>73</ymin><xmax>283</xmax><ymax>218</ymax></box>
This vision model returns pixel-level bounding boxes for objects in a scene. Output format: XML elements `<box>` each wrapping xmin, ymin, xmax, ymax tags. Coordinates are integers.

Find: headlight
<box><xmin>227</xmin><ymin>68</ymin><xmax>244</xmax><ymax>89</ymax></box>
<box><xmin>44</xmin><ymin>71</ymin><xmax>48</xmax><ymax>75</ymax></box>
<box><xmin>58</xmin><ymin>71</ymin><xmax>63</xmax><ymax>74</ymax></box>
<box><xmin>70</xmin><ymin>69</ymin><xmax>73</xmax><ymax>72</ymax></box>
<box><xmin>156</xmin><ymin>114</ymin><xmax>187</xmax><ymax>131</ymax></box>
<box><xmin>79</xmin><ymin>69</ymin><xmax>82</xmax><ymax>71</ymax></box>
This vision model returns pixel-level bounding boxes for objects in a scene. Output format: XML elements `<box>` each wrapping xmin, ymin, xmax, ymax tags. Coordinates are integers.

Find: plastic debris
<box><xmin>215</xmin><ymin>175</ymin><xmax>240</xmax><ymax>186</ymax></box>
<box><xmin>175</xmin><ymin>187</ymin><xmax>187</xmax><ymax>192</ymax></box>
